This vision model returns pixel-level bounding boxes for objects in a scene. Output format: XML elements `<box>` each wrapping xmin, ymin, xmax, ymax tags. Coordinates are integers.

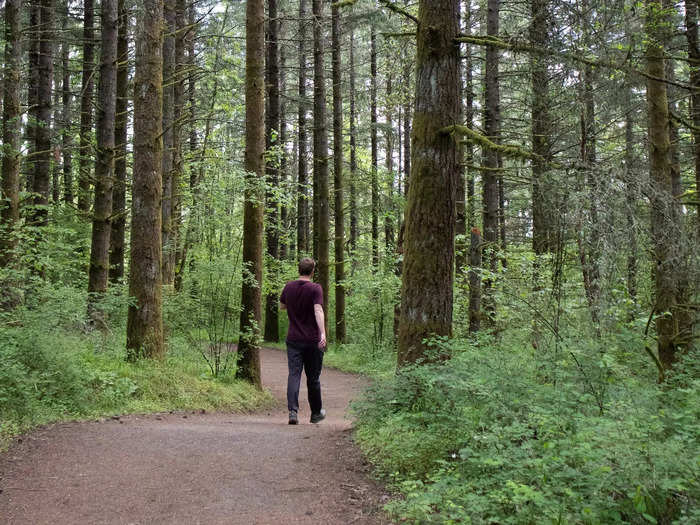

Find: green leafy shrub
<box><xmin>352</xmin><ymin>337</ymin><xmax>699</xmax><ymax>524</ymax></box>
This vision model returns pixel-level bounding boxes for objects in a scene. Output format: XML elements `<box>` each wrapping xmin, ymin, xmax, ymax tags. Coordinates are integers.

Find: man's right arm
<box><xmin>314</xmin><ymin>304</ymin><xmax>327</xmax><ymax>350</ymax></box>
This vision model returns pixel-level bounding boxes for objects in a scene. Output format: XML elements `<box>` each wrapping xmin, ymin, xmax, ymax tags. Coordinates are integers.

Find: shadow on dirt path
<box><xmin>0</xmin><ymin>347</ymin><xmax>391</xmax><ymax>524</ymax></box>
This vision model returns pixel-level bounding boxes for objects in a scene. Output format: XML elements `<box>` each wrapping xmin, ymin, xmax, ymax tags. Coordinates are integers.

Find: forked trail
<box><xmin>0</xmin><ymin>348</ymin><xmax>389</xmax><ymax>524</ymax></box>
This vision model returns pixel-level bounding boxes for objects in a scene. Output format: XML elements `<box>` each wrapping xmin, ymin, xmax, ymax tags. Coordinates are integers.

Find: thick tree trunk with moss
<box><xmin>78</xmin><ymin>0</ymin><xmax>95</xmax><ymax>212</ymax></box>
<box><xmin>237</xmin><ymin>0</ymin><xmax>265</xmax><ymax>388</ymax></box>
<box><xmin>109</xmin><ymin>0</ymin><xmax>129</xmax><ymax>283</ymax></box>
<box><xmin>397</xmin><ymin>0</ymin><xmax>460</xmax><ymax>365</ymax></box>
<box><xmin>264</xmin><ymin>0</ymin><xmax>280</xmax><ymax>343</ymax></box>
<box><xmin>1</xmin><ymin>0</ymin><xmax>21</xmax><ymax>266</ymax></box>
<box><xmin>161</xmin><ymin>0</ymin><xmax>175</xmax><ymax>285</ymax></box>
<box><xmin>127</xmin><ymin>0</ymin><xmax>164</xmax><ymax>360</ymax></box>
<box><xmin>645</xmin><ymin>0</ymin><xmax>687</xmax><ymax>370</ymax></box>
<box><xmin>312</xmin><ymin>0</ymin><xmax>330</xmax><ymax>322</ymax></box>
<box><xmin>332</xmin><ymin>2</ymin><xmax>346</xmax><ymax>343</ymax></box>
<box><xmin>87</xmin><ymin>0</ymin><xmax>118</xmax><ymax>323</ymax></box>
<box><xmin>31</xmin><ymin>0</ymin><xmax>54</xmax><ymax>227</ymax></box>
<box><xmin>296</xmin><ymin>0</ymin><xmax>309</xmax><ymax>255</ymax></box>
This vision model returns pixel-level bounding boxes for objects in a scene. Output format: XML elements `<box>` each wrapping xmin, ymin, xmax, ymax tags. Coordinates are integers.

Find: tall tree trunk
<box><xmin>78</xmin><ymin>0</ymin><xmax>95</xmax><ymax>212</ymax></box>
<box><xmin>1</xmin><ymin>0</ymin><xmax>22</xmax><ymax>266</ymax></box>
<box><xmin>25</xmin><ymin>2</ymin><xmax>39</xmax><ymax>194</ymax></box>
<box><xmin>530</xmin><ymin>0</ymin><xmax>552</xmax><ymax>256</ymax></box>
<box><xmin>171</xmin><ymin>0</ymin><xmax>185</xmax><ymax>286</ymax></box>
<box><xmin>579</xmin><ymin>60</ymin><xmax>601</xmax><ymax>327</ymax></box>
<box><xmin>349</xmin><ymin>28</ymin><xmax>358</xmax><ymax>256</ymax></box>
<box><xmin>624</xmin><ymin>90</ymin><xmax>638</xmax><ymax>302</ymax></box>
<box><xmin>332</xmin><ymin>1</ymin><xmax>345</xmax><ymax>343</ymax></box>
<box><xmin>51</xmin><ymin>61</ymin><xmax>61</xmax><ymax>205</ymax></box>
<box><xmin>127</xmin><ymin>0</ymin><xmax>164</xmax><ymax>360</ymax></box>
<box><xmin>385</xmin><ymin>76</ymin><xmax>395</xmax><ymax>250</ymax></box>
<box><xmin>687</xmin><ymin>0</ymin><xmax>700</xmax><ymax>234</ymax></box>
<box><xmin>161</xmin><ymin>0</ymin><xmax>175</xmax><ymax>285</ymax></box>
<box><xmin>279</xmin><ymin>43</ymin><xmax>289</xmax><ymax>261</ymax></box>
<box><xmin>469</xmin><ymin>227</ymin><xmax>482</xmax><ymax>333</ymax></box>
<box><xmin>62</xmin><ymin>35</ymin><xmax>73</xmax><ymax>205</ymax></box>
<box><xmin>237</xmin><ymin>0</ymin><xmax>265</xmax><ymax>388</ymax></box>
<box><xmin>264</xmin><ymin>0</ymin><xmax>280</xmax><ymax>343</ymax></box>
<box><xmin>312</xmin><ymin>0</ymin><xmax>330</xmax><ymax>327</ymax></box>
<box><xmin>109</xmin><ymin>0</ymin><xmax>129</xmax><ymax>283</ymax></box>
<box><xmin>481</xmin><ymin>0</ymin><xmax>501</xmax><ymax>321</ymax></box>
<box><xmin>370</xmin><ymin>24</ymin><xmax>379</xmax><ymax>269</ymax></box>
<box><xmin>645</xmin><ymin>0</ymin><xmax>687</xmax><ymax>371</ymax></box>
<box><xmin>397</xmin><ymin>0</ymin><xmax>460</xmax><ymax>365</ymax></box>
<box><xmin>31</xmin><ymin>0</ymin><xmax>54</xmax><ymax>227</ymax></box>
<box><xmin>464</xmin><ymin>1</ymin><xmax>474</xmax><ymax>231</ymax></box>
<box><xmin>88</xmin><ymin>0</ymin><xmax>118</xmax><ymax>324</ymax></box>
<box><xmin>296</xmin><ymin>0</ymin><xmax>309</xmax><ymax>255</ymax></box>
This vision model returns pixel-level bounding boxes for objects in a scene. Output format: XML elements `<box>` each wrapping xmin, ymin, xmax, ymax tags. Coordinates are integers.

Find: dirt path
<box><xmin>0</xmin><ymin>348</ymin><xmax>391</xmax><ymax>524</ymax></box>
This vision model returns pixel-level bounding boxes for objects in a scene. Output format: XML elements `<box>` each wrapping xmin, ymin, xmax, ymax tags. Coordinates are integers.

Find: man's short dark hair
<box><xmin>298</xmin><ymin>257</ymin><xmax>315</xmax><ymax>276</ymax></box>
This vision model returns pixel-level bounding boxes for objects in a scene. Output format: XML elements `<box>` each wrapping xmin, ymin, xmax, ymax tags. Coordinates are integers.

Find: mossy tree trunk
<box><xmin>127</xmin><ymin>0</ymin><xmax>164</xmax><ymax>361</ymax></box>
<box><xmin>87</xmin><ymin>0</ymin><xmax>118</xmax><ymax>324</ymax></box>
<box><xmin>1</xmin><ymin>0</ymin><xmax>22</xmax><ymax>267</ymax></box>
<box><xmin>237</xmin><ymin>0</ymin><xmax>265</xmax><ymax>389</ymax></box>
<box><xmin>397</xmin><ymin>0</ymin><xmax>460</xmax><ymax>365</ymax></box>
<box><xmin>645</xmin><ymin>0</ymin><xmax>688</xmax><ymax>370</ymax></box>
<box><xmin>370</xmin><ymin>24</ymin><xmax>379</xmax><ymax>270</ymax></box>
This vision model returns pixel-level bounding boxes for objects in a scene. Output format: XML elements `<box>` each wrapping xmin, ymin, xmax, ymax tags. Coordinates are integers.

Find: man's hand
<box><xmin>318</xmin><ymin>333</ymin><xmax>327</xmax><ymax>350</ymax></box>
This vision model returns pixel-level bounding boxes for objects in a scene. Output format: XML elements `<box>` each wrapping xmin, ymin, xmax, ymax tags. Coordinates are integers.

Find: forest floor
<box><xmin>0</xmin><ymin>347</ymin><xmax>391</xmax><ymax>524</ymax></box>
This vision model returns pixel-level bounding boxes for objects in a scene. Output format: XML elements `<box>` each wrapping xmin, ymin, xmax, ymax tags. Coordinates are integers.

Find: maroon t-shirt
<box><xmin>280</xmin><ymin>279</ymin><xmax>324</xmax><ymax>344</ymax></box>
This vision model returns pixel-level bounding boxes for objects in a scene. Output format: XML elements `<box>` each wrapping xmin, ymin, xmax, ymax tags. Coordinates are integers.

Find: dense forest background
<box><xmin>0</xmin><ymin>0</ymin><xmax>698</xmax><ymax>522</ymax></box>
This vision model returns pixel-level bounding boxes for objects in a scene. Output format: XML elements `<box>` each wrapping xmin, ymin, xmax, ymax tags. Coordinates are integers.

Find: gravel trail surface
<box><xmin>0</xmin><ymin>347</ymin><xmax>390</xmax><ymax>524</ymax></box>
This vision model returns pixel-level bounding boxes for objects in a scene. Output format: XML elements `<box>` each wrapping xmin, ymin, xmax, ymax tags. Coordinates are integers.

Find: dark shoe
<box><xmin>288</xmin><ymin>410</ymin><xmax>298</xmax><ymax>425</ymax></box>
<box><xmin>310</xmin><ymin>408</ymin><xmax>326</xmax><ymax>424</ymax></box>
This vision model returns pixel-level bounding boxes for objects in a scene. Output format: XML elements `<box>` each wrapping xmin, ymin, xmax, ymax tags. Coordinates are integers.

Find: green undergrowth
<box><xmin>0</xmin><ymin>287</ymin><xmax>274</xmax><ymax>451</ymax></box>
<box><xmin>349</xmin><ymin>334</ymin><xmax>700</xmax><ymax>524</ymax></box>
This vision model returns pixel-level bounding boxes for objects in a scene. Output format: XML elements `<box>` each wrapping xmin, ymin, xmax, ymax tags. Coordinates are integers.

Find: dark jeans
<box><xmin>286</xmin><ymin>341</ymin><xmax>323</xmax><ymax>414</ymax></box>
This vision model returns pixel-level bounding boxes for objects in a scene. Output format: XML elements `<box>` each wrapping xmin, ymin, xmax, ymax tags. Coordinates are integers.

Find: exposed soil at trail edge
<box><xmin>0</xmin><ymin>347</ymin><xmax>392</xmax><ymax>524</ymax></box>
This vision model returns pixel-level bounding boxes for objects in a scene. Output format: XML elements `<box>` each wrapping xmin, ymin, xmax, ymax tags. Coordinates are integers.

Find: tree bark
<box><xmin>349</xmin><ymin>28</ymin><xmax>358</xmax><ymax>256</ymax></box>
<box><xmin>397</xmin><ymin>0</ymin><xmax>460</xmax><ymax>365</ymax></box>
<box><xmin>296</xmin><ymin>0</ymin><xmax>309</xmax><ymax>255</ymax></box>
<box><xmin>78</xmin><ymin>0</ymin><xmax>95</xmax><ymax>212</ymax></box>
<box><xmin>161</xmin><ymin>0</ymin><xmax>176</xmax><ymax>285</ymax></box>
<box><xmin>481</xmin><ymin>0</ymin><xmax>501</xmax><ymax>321</ymax></box>
<box><xmin>264</xmin><ymin>0</ymin><xmax>280</xmax><ymax>343</ymax></box>
<box><xmin>332</xmin><ymin>1</ymin><xmax>345</xmax><ymax>343</ymax></box>
<box><xmin>88</xmin><ymin>0</ymin><xmax>118</xmax><ymax>324</ymax></box>
<box><xmin>1</xmin><ymin>0</ymin><xmax>21</xmax><ymax>266</ymax></box>
<box><xmin>687</xmin><ymin>0</ymin><xmax>700</xmax><ymax>234</ymax></box>
<box><xmin>31</xmin><ymin>0</ymin><xmax>54</xmax><ymax>227</ymax></box>
<box><xmin>312</xmin><ymin>0</ymin><xmax>330</xmax><ymax>328</ymax></box>
<box><xmin>62</xmin><ymin>35</ymin><xmax>73</xmax><ymax>205</ymax></box>
<box><xmin>530</xmin><ymin>0</ymin><xmax>553</xmax><ymax>256</ymax></box>
<box><xmin>237</xmin><ymin>0</ymin><xmax>265</xmax><ymax>388</ymax></box>
<box><xmin>109</xmin><ymin>0</ymin><xmax>129</xmax><ymax>283</ymax></box>
<box><xmin>127</xmin><ymin>0</ymin><xmax>164</xmax><ymax>360</ymax></box>
<box><xmin>370</xmin><ymin>24</ymin><xmax>379</xmax><ymax>269</ymax></box>
<box><xmin>645</xmin><ymin>0</ymin><xmax>685</xmax><ymax>370</ymax></box>
<box><xmin>385</xmin><ymin>76</ymin><xmax>395</xmax><ymax>251</ymax></box>
<box><xmin>468</xmin><ymin>227</ymin><xmax>482</xmax><ymax>333</ymax></box>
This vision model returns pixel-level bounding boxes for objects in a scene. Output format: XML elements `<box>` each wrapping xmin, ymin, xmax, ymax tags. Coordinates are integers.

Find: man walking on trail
<box><xmin>280</xmin><ymin>257</ymin><xmax>327</xmax><ymax>425</ymax></box>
